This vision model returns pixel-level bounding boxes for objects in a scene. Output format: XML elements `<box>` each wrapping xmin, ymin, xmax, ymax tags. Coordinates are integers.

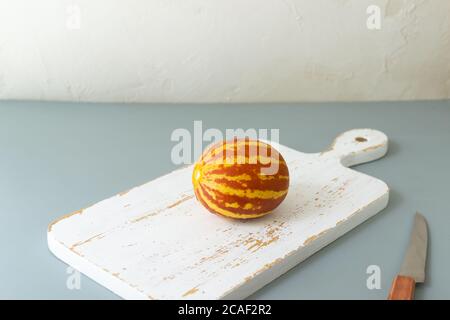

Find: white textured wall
<box><xmin>0</xmin><ymin>0</ymin><xmax>449</xmax><ymax>103</ymax></box>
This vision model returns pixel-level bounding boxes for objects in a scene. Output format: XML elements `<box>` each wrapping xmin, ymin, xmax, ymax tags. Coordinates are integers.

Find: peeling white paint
<box><xmin>0</xmin><ymin>0</ymin><xmax>448</xmax><ymax>102</ymax></box>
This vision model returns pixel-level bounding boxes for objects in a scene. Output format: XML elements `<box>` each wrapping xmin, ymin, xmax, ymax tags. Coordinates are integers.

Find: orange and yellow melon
<box><xmin>192</xmin><ymin>139</ymin><xmax>289</xmax><ymax>219</ymax></box>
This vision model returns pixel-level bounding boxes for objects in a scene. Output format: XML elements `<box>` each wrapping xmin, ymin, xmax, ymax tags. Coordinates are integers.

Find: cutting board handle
<box><xmin>323</xmin><ymin>129</ymin><xmax>388</xmax><ymax>167</ymax></box>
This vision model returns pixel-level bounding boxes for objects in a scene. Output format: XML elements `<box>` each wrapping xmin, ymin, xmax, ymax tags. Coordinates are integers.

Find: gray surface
<box><xmin>0</xmin><ymin>100</ymin><xmax>449</xmax><ymax>299</ymax></box>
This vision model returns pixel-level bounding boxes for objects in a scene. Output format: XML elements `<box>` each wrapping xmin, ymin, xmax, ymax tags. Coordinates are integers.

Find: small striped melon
<box><xmin>192</xmin><ymin>139</ymin><xmax>289</xmax><ymax>219</ymax></box>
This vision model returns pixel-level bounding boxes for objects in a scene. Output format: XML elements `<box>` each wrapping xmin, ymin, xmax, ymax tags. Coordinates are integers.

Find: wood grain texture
<box><xmin>388</xmin><ymin>275</ymin><xmax>416</xmax><ymax>300</ymax></box>
<box><xmin>47</xmin><ymin>129</ymin><xmax>389</xmax><ymax>299</ymax></box>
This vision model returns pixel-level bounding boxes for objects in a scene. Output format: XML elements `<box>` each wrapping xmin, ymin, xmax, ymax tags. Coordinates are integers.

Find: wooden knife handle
<box><xmin>388</xmin><ymin>275</ymin><xmax>416</xmax><ymax>300</ymax></box>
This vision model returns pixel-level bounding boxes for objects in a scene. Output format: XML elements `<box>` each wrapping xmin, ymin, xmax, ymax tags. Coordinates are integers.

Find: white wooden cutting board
<box><xmin>47</xmin><ymin>129</ymin><xmax>389</xmax><ymax>300</ymax></box>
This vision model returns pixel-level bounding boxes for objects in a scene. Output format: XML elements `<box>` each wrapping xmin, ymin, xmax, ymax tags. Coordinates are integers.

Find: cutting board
<box><xmin>47</xmin><ymin>129</ymin><xmax>389</xmax><ymax>299</ymax></box>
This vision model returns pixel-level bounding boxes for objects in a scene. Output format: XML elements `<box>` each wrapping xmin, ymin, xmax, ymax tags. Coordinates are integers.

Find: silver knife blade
<box><xmin>399</xmin><ymin>212</ymin><xmax>428</xmax><ymax>283</ymax></box>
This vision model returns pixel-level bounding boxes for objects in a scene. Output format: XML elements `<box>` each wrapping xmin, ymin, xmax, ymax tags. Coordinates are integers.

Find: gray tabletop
<box><xmin>0</xmin><ymin>100</ymin><xmax>449</xmax><ymax>299</ymax></box>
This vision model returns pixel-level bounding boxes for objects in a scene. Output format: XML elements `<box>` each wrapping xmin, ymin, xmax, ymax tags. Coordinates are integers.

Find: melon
<box><xmin>192</xmin><ymin>139</ymin><xmax>289</xmax><ymax>219</ymax></box>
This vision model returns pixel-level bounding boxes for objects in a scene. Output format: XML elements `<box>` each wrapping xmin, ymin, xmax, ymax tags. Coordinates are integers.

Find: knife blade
<box><xmin>388</xmin><ymin>212</ymin><xmax>428</xmax><ymax>300</ymax></box>
<box><xmin>399</xmin><ymin>213</ymin><xmax>428</xmax><ymax>282</ymax></box>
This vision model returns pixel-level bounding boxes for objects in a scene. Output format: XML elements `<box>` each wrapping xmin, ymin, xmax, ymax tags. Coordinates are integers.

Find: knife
<box><xmin>387</xmin><ymin>212</ymin><xmax>428</xmax><ymax>300</ymax></box>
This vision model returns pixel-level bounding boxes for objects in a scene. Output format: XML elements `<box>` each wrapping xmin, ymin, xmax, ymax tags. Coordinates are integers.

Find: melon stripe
<box><xmin>201</xmin><ymin>180</ymin><xmax>288</xmax><ymax>199</ymax></box>
<box><xmin>201</xmin><ymin>141</ymin><xmax>266</xmax><ymax>162</ymax></box>
<box><xmin>201</xmin><ymin>184</ymin><xmax>279</xmax><ymax>215</ymax></box>
<box><xmin>202</xmin><ymin>184</ymin><xmax>267</xmax><ymax>209</ymax></box>
<box><xmin>202</xmin><ymin>155</ymin><xmax>280</xmax><ymax>167</ymax></box>
<box><xmin>211</xmin><ymin>176</ymin><xmax>288</xmax><ymax>192</ymax></box>
<box><xmin>200</xmin><ymin>184</ymin><xmax>267</xmax><ymax>215</ymax></box>
<box><xmin>202</xmin><ymin>161</ymin><xmax>288</xmax><ymax>176</ymax></box>
<box><xmin>197</xmin><ymin>185</ymin><xmax>268</xmax><ymax>219</ymax></box>
<box><xmin>206</xmin><ymin>173</ymin><xmax>252</xmax><ymax>182</ymax></box>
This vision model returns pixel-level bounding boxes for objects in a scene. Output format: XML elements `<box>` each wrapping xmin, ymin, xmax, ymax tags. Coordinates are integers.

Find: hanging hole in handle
<box><xmin>325</xmin><ymin>129</ymin><xmax>388</xmax><ymax>167</ymax></box>
<box><xmin>355</xmin><ymin>137</ymin><xmax>367</xmax><ymax>143</ymax></box>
